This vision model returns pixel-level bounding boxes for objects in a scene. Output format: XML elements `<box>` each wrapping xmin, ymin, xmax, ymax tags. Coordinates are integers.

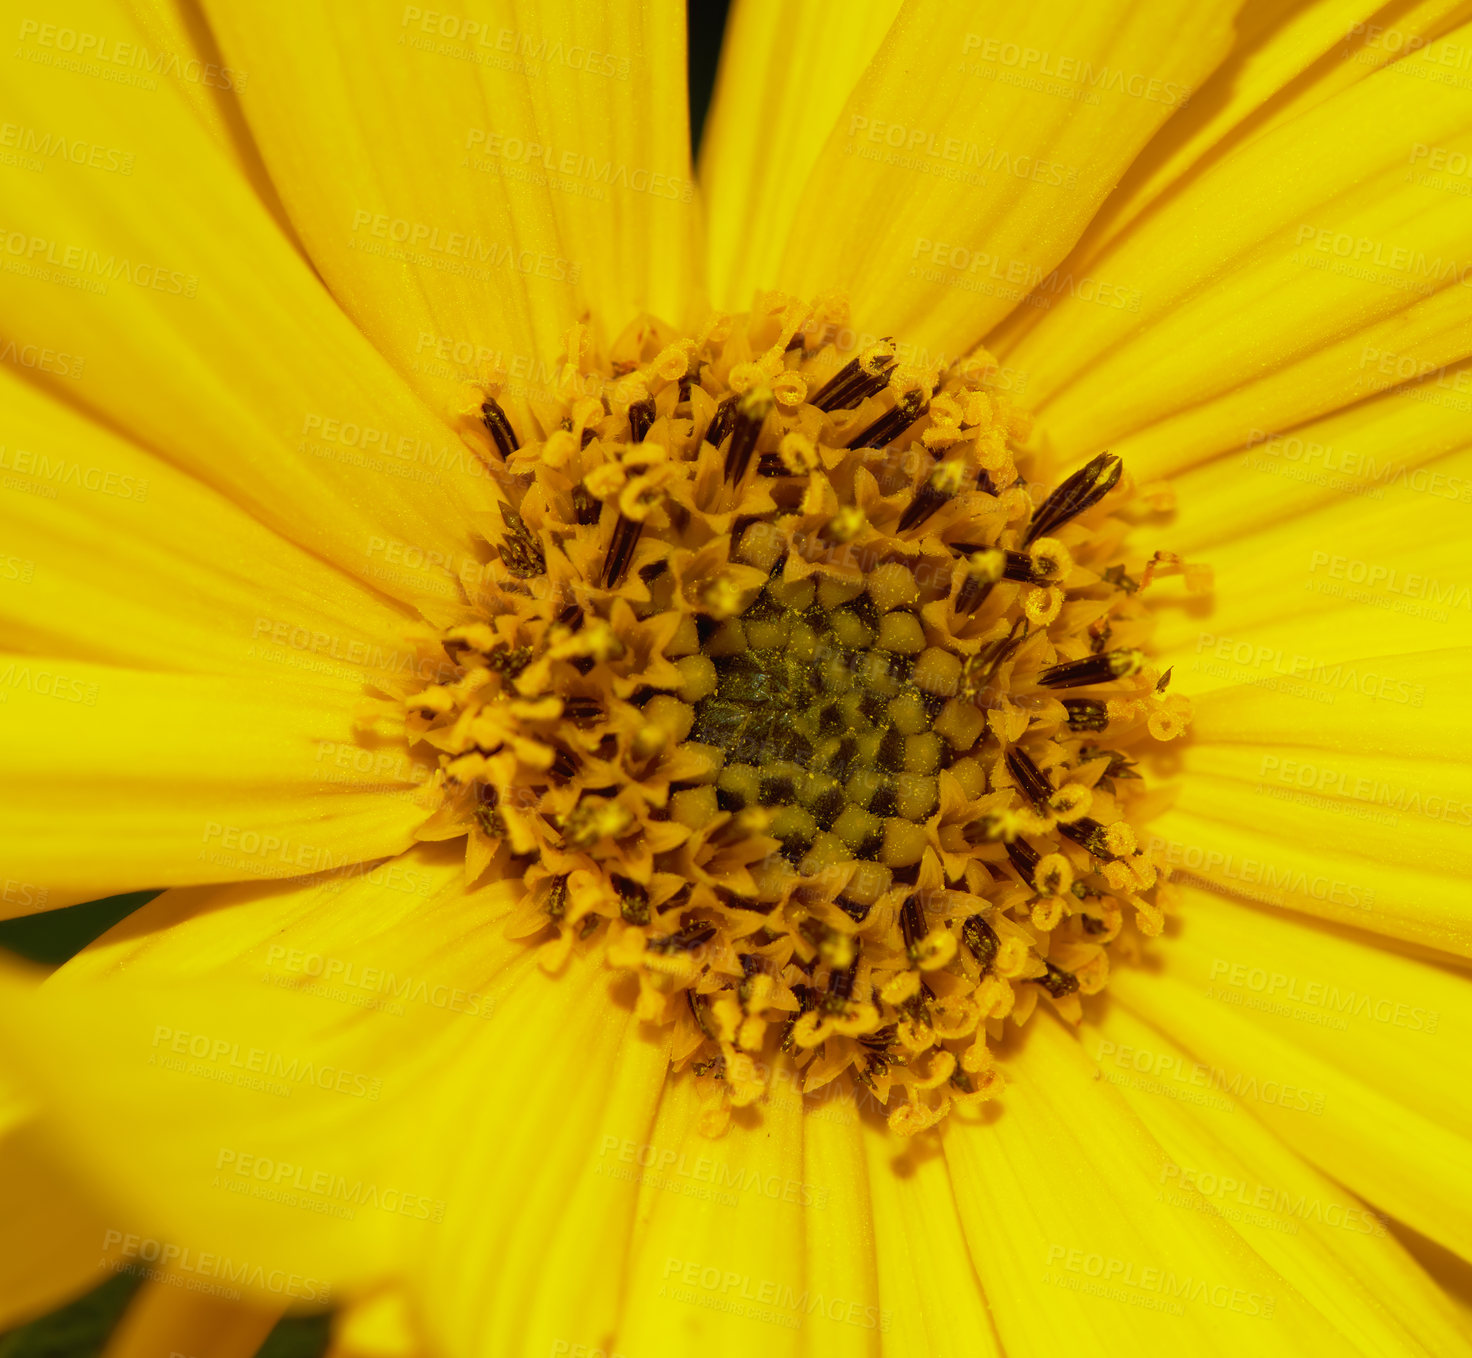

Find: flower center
<box><xmin>392</xmin><ymin>296</ymin><xmax>1200</xmax><ymax>1135</ymax></box>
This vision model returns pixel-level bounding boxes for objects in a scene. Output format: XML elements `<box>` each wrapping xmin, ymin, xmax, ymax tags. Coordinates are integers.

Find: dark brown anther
<box><xmin>480</xmin><ymin>397</ymin><xmax>519</xmax><ymax>460</ymax></box>
<box><xmin>498</xmin><ymin>505</ymin><xmax>545</xmax><ymax>577</ymax></box>
<box><xmin>1036</xmin><ymin>960</ymin><xmax>1080</xmax><ymax>998</ymax></box>
<box><xmin>562</xmin><ymin>697</ymin><xmax>600</xmax><ymax>724</ymax></box>
<box><xmin>545</xmin><ymin>874</ymin><xmax>569</xmax><ymax>922</ymax></box>
<box><xmin>961</xmin><ymin>914</ymin><xmax>999</xmax><ymax>970</ymax></box>
<box><xmin>556</xmin><ymin>602</ymin><xmax>584</xmax><ymax>631</ymax></box>
<box><xmin>1001</xmin><ymin>550</ymin><xmax>1040</xmax><ymax>582</ymax></box>
<box><xmin>572</xmin><ymin>482</ymin><xmax>601</xmax><ymax>526</ymax></box>
<box><xmin>900</xmin><ymin>895</ymin><xmax>927</xmax><ymax>954</ymax></box>
<box><xmin>1004</xmin><ymin>746</ymin><xmax>1053</xmax><ymax>805</ymax></box>
<box><xmin>627</xmin><ymin>397</ymin><xmax>656</xmax><ymax>443</ymax></box>
<box><xmin>847</xmin><ymin>387</ymin><xmax>929</xmax><ymax>450</ymax></box>
<box><xmin>705</xmin><ymin>395</ymin><xmax>736</xmax><ymax>450</ymax></box>
<box><xmin>1062</xmin><ymin>698</ymin><xmax>1109</xmax><ymax>732</ymax></box>
<box><xmin>1005</xmin><ymin>837</ymin><xmax>1041</xmax><ymax>883</ymax></box>
<box><xmin>687</xmin><ymin>988</ymin><xmax>718</xmax><ymax>1040</ymax></box>
<box><xmin>1057</xmin><ymin>816</ymin><xmax>1118</xmax><ymax>859</ymax></box>
<box><xmin>473</xmin><ymin>783</ymin><xmax>505</xmax><ymax>838</ymax></box>
<box><xmin>1036</xmin><ymin>649</ymin><xmax>1143</xmax><ymax>689</ymax></box>
<box><xmin>811</xmin><ymin>341</ymin><xmax>897</xmax><ymax>412</ymax></box>
<box><xmin>647</xmin><ymin>920</ymin><xmax>717</xmax><ymax>953</ymax></box>
<box><xmin>954</xmin><ymin>576</ymin><xmax>992</xmax><ymax>616</ymax></box>
<box><xmin>614</xmin><ymin>874</ymin><xmax>650</xmax><ymax>925</ymax></box>
<box><xmin>897</xmin><ymin>460</ymin><xmax>964</xmax><ymax>534</ymax></box>
<box><xmin>548</xmin><ymin>746</ymin><xmax>579</xmax><ymax>780</ymax></box>
<box><xmin>723</xmin><ymin>388</ymin><xmax>774</xmax><ymax>484</ymax></box>
<box><xmin>1023</xmin><ymin>452</ymin><xmax>1123</xmax><ymax>546</ymax></box>
<box><xmin>828</xmin><ymin>952</ymin><xmax>860</xmax><ymax>1002</ymax></box>
<box><xmin>601</xmin><ymin>514</ymin><xmax>643</xmax><ymax>588</ymax></box>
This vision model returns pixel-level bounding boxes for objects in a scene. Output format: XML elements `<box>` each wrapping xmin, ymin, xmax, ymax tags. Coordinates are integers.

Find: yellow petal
<box><xmin>0</xmin><ymin>846</ymin><xmax>519</xmax><ymax>1291</ymax></box>
<box><xmin>1111</xmin><ymin>889</ymin><xmax>1472</xmax><ymax>1262</ymax></box>
<box><xmin>614</xmin><ymin>1072</ymin><xmax>807</xmax><ymax>1356</ymax></box>
<box><xmin>0</xmin><ymin>367</ymin><xmax>419</xmax><ymax>683</ymax></box>
<box><xmin>701</xmin><ymin>0</ymin><xmax>901</xmax><ymax>309</ymax></box>
<box><xmin>1084</xmin><ymin>997</ymin><xmax>1472</xmax><ymax>1357</ymax></box>
<box><xmin>0</xmin><ymin>660</ymin><xmax>431</xmax><ymax>906</ymax></box>
<box><xmin>860</xmin><ymin>1113</ymin><xmax>1002</xmax><ymax>1356</ymax></box>
<box><xmin>793</xmin><ymin>1089</ymin><xmax>882</xmax><ymax>1357</ymax></box>
<box><xmin>1003</xmin><ymin>20</ymin><xmax>1472</xmax><ymax>471</ymax></box>
<box><xmin>997</xmin><ymin>0</ymin><xmax>1472</xmax><ymax>332</ymax></box>
<box><xmin>944</xmin><ymin>1013</ymin><xmax>1339</xmax><ymax>1351</ymax></box>
<box><xmin>1152</xmin><ymin>370</ymin><xmax>1472</xmax><ymax>552</ymax></box>
<box><xmin>202</xmin><ymin>0</ymin><xmax>702</xmax><ymax>417</ymax></box>
<box><xmin>410</xmin><ymin>966</ymin><xmax>668</xmax><ymax>1358</ymax></box>
<box><xmin>771</xmin><ymin>0</ymin><xmax>1242</xmax><ymax>361</ymax></box>
<box><xmin>1151</xmin><ymin>447</ymin><xmax>1472</xmax><ymax>659</ymax></box>
<box><xmin>3</xmin><ymin>0</ymin><xmax>486</xmax><ymax>610</ymax></box>
<box><xmin>0</xmin><ymin>1111</ymin><xmax>120</xmax><ymax>1330</ymax></box>
<box><xmin>101</xmin><ymin>1282</ymin><xmax>279</xmax><ymax>1358</ymax></box>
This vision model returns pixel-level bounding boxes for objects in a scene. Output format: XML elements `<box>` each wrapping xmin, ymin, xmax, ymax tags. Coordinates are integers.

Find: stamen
<box><xmin>810</xmin><ymin>339</ymin><xmax>897</xmax><ymax>411</ymax></box>
<box><xmin>480</xmin><ymin>396</ymin><xmax>519</xmax><ymax>460</ymax></box>
<box><xmin>847</xmin><ymin>386</ymin><xmax>930</xmax><ymax>449</ymax></box>
<box><xmin>723</xmin><ymin>387</ymin><xmax>774</xmax><ymax>484</ymax></box>
<box><xmin>1022</xmin><ymin>451</ymin><xmax>1122</xmax><ymax>545</ymax></box>
<box><xmin>1036</xmin><ymin>648</ymin><xmax>1145</xmax><ymax>688</ymax></box>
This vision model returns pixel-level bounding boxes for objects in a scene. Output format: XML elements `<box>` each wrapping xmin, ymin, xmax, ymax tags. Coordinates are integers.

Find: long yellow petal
<box><xmin>3</xmin><ymin>0</ymin><xmax>487</xmax><ymax>610</ymax></box>
<box><xmin>0</xmin><ymin>847</ymin><xmax>520</xmax><ymax>1291</ymax></box>
<box><xmin>101</xmin><ymin>1282</ymin><xmax>279</xmax><ymax>1358</ymax></box>
<box><xmin>1085</xmin><ymin>999</ymin><xmax>1472</xmax><ymax>1357</ymax></box>
<box><xmin>1111</xmin><ymin>897</ymin><xmax>1472</xmax><ymax>1262</ymax></box>
<box><xmin>992</xmin><ymin>0</ymin><xmax>1472</xmax><ymax>356</ymax></box>
<box><xmin>202</xmin><ymin>0</ymin><xmax>702</xmax><ymax>418</ymax></box>
<box><xmin>700</xmin><ymin>0</ymin><xmax>901</xmax><ymax>310</ymax></box>
<box><xmin>944</xmin><ymin>1013</ymin><xmax>1339</xmax><ymax>1352</ymax></box>
<box><xmin>0</xmin><ymin>367</ymin><xmax>419</xmax><ymax>684</ymax></box>
<box><xmin>770</xmin><ymin>0</ymin><xmax>1242</xmax><ymax>363</ymax></box>
<box><xmin>860</xmin><ymin>1115</ymin><xmax>1002</xmax><ymax>1356</ymax></box>
<box><xmin>614</xmin><ymin>1072</ymin><xmax>808</xmax><ymax>1357</ymax></box>
<box><xmin>0</xmin><ymin>661</ymin><xmax>431</xmax><ymax>905</ymax></box>
<box><xmin>0</xmin><ymin>1110</ymin><xmax>121</xmax><ymax>1330</ymax></box>
<box><xmin>1001</xmin><ymin>20</ymin><xmax>1472</xmax><ymax>470</ymax></box>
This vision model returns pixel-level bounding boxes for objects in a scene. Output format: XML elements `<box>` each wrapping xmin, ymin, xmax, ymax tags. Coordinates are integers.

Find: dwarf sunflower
<box><xmin>2</xmin><ymin>0</ymin><xmax>1471</xmax><ymax>1355</ymax></box>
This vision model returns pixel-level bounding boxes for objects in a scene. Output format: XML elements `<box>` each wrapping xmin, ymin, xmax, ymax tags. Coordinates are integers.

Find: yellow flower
<box><xmin>1</xmin><ymin>1</ymin><xmax>1471</xmax><ymax>1356</ymax></box>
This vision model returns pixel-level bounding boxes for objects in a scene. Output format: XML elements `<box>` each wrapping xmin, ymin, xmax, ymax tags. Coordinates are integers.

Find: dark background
<box><xmin>0</xmin><ymin>4</ymin><xmax>731</xmax><ymax>1353</ymax></box>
